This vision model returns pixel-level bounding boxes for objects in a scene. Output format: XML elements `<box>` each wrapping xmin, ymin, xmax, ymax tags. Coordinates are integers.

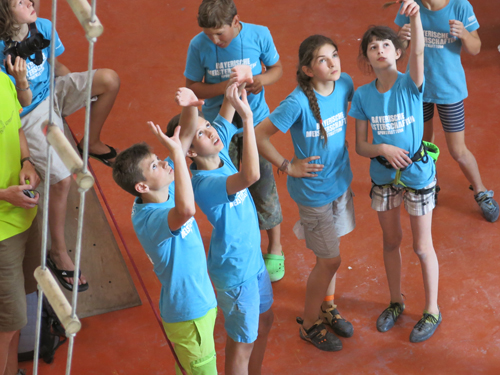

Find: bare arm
<box><xmin>19</xmin><ymin>129</ymin><xmax>40</xmax><ymax>189</ymax></box>
<box><xmin>450</xmin><ymin>22</ymin><xmax>481</xmax><ymax>55</ymax></box>
<box><xmin>255</xmin><ymin>118</ymin><xmax>323</xmax><ymax>177</ymax></box>
<box><xmin>175</xmin><ymin>88</ymin><xmax>205</xmax><ymax>154</ymax></box>
<box><xmin>149</xmin><ymin>123</ymin><xmax>196</xmax><ymax>231</ymax></box>
<box><xmin>225</xmin><ymin>84</ymin><xmax>260</xmax><ymax>195</ymax></box>
<box><xmin>401</xmin><ymin>0</ymin><xmax>424</xmax><ymax>88</ymax></box>
<box><xmin>355</xmin><ymin>118</ymin><xmax>412</xmax><ymax>170</ymax></box>
<box><xmin>6</xmin><ymin>57</ymin><xmax>32</xmax><ymax>106</ymax></box>
<box><xmin>54</xmin><ymin>58</ymin><xmax>71</xmax><ymax>77</ymax></box>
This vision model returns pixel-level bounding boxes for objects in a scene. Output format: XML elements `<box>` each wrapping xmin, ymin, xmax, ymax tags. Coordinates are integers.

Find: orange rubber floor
<box><xmin>26</xmin><ymin>1</ymin><xmax>499</xmax><ymax>374</ymax></box>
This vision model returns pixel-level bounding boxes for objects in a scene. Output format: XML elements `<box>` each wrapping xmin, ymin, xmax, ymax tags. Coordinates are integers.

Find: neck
<box><xmin>312</xmin><ymin>79</ymin><xmax>335</xmax><ymax>96</ymax></box>
<box><xmin>194</xmin><ymin>154</ymin><xmax>222</xmax><ymax>171</ymax></box>
<box><xmin>141</xmin><ymin>187</ymin><xmax>170</xmax><ymax>204</ymax></box>
<box><xmin>373</xmin><ymin>66</ymin><xmax>399</xmax><ymax>93</ymax></box>
<box><xmin>421</xmin><ymin>0</ymin><xmax>449</xmax><ymax>11</ymax></box>
<box><xmin>12</xmin><ymin>23</ymin><xmax>30</xmax><ymax>42</ymax></box>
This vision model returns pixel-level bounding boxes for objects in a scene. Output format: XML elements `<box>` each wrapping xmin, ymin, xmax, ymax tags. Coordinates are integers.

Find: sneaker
<box><xmin>473</xmin><ymin>189</ymin><xmax>499</xmax><ymax>223</ymax></box>
<box><xmin>376</xmin><ymin>302</ymin><xmax>405</xmax><ymax>332</ymax></box>
<box><xmin>320</xmin><ymin>305</ymin><xmax>354</xmax><ymax>338</ymax></box>
<box><xmin>296</xmin><ymin>317</ymin><xmax>342</xmax><ymax>352</ymax></box>
<box><xmin>410</xmin><ymin>311</ymin><xmax>442</xmax><ymax>343</ymax></box>
<box><xmin>263</xmin><ymin>252</ymin><xmax>285</xmax><ymax>282</ymax></box>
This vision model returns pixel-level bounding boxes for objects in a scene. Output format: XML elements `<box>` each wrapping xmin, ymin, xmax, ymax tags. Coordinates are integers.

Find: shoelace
<box><xmin>381</xmin><ymin>303</ymin><xmax>402</xmax><ymax>321</ymax></box>
<box><xmin>476</xmin><ymin>190</ymin><xmax>495</xmax><ymax>205</ymax></box>
<box><xmin>414</xmin><ymin>313</ymin><xmax>438</xmax><ymax>331</ymax></box>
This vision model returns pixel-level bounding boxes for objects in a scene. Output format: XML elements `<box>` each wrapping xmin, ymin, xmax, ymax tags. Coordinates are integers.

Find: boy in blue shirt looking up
<box><xmin>112</xmin><ymin>124</ymin><xmax>217</xmax><ymax>375</ymax></box>
<box><xmin>169</xmin><ymin>80</ymin><xmax>273</xmax><ymax>375</ymax></box>
<box><xmin>184</xmin><ymin>0</ymin><xmax>285</xmax><ymax>282</ymax></box>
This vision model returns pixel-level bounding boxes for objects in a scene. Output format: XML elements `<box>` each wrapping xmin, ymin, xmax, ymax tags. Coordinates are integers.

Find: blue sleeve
<box><xmin>459</xmin><ymin>1</ymin><xmax>479</xmax><ymax>32</ymax></box>
<box><xmin>193</xmin><ymin>174</ymin><xmax>236</xmax><ymax>209</ymax></box>
<box><xmin>136</xmin><ymin>206</ymin><xmax>180</xmax><ymax>246</ymax></box>
<box><xmin>348</xmin><ymin>89</ymin><xmax>368</xmax><ymax>120</ymax></box>
<box><xmin>38</xmin><ymin>19</ymin><xmax>65</xmax><ymax>58</ymax></box>
<box><xmin>184</xmin><ymin>36</ymin><xmax>206</xmax><ymax>82</ymax></box>
<box><xmin>268</xmin><ymin>95</ymin><xmax>301</xmax><ymax>134</ymax></box>
<box><xmin>259</xmin><ymin>27</ymin><xmax>280</xmax><ymax>67</ymax></box>
<box><xmin>345</xmin><ymin>74</ymin><xmax>354</xmax><ymax>102</ymax></box>
<box><xmin>402</xmin><ymin>72</ymin><xmax>424</xmax><ymax>97</ymax></box>
<box><xmin>212</xmin><ymin>114</ymin><xmax>237</xmax><ymax>151</ymax></box>
<box><xmin>394</xmin><ymin>4</ymin><xmax>409</xmax><ymax>27</ymax></box>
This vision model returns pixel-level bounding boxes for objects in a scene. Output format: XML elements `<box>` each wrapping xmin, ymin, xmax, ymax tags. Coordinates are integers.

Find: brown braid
<box><xmin>296</xmin><ymin>35</ymin><xmax>338</xmax><ymax>146</ymax></box>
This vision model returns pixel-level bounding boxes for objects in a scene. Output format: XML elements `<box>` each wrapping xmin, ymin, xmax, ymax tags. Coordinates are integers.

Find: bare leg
<box><xmin>377</xmin><ymin>207</ymin><xmax>405</xmax><ymax>305</ymax></box>
<box><xmin>78</xmin><ymin>69</ymin><xmax>120</xmax><ymax>158</ymax></box>
<box><xmin>265</xmin><ymin>225</ymin><xmax>282</xmax><ymax>256</ymax></box>
<box><xmin>248</xmin><ymin>308</ymin><xmax>274</xmax><ymax>375</ymax></box>
<box><xmin>444</xmin><ymin>130</ymin><xmax>486</xmax><ymax>194</ymax></box>
<box><xmin>409</xmin><ymin>211</ymin><xmax>439</xmax><ymax>314</ymax></box>
<box><xmin>302</xmin><ymin>256</ymin><xmax>341</xmax><ymax>329</ymax></box>
<box><xmin>48</xmin><ymin>177</ymin><xmax>87</xmax><ymax>286</ymax></box>
<box><xmin>0</xmin><ymin>330</ymin><xmax>17</xmax><ymax>375</ymax></box>
<box><xmin>321</xmin><ymin>274</ymin><xmax>336</xmax><ymax>310</ymax></box>
<box><xmin>225</xmin><ymin>337</ymin><xmax>253</xmax><ymax>375</ymax></box>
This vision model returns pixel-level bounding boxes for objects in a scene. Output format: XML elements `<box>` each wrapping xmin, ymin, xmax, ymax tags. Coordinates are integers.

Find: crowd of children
<box><xmin>1</xmin><ymin>0</ymin><xmax>498</xmax><ymax>374</ymax></box>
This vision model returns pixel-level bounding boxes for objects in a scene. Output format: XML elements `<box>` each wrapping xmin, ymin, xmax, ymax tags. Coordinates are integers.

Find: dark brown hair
<box><xmin>197</xmin><ymin>0</ymin><xmax>237</xmax><ymax>29</ymax></box>
<box><xmin>112</xmin><ymin>143</ymin><xmax>151</xmax><ymax>197</ymax></box>
<box><xmin>0</xmin><ymin>0</ymin><xmax>35</xmax><ymax>41</ymax></box>
<box><xmin>358</xmin><ymin>25</ymin><xmax>405</xmax><ymax>74</ymax></box>
<box><xmin>297</xmin><ymin>35</ymin><xmax>338</xmax><ymax>146</ymax></box>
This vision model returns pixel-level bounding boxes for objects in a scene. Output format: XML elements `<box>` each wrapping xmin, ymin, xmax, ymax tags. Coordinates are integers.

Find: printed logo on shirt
<box><xmin>306</xmin><ymin>112</ymin><xmax>346</xmax><ymax>138</ymax></box>
<box><xmin>0</xmin><ymin>110</ymin><xmax>15</xmax><ymax>135</ymax></box>
<box><xmin>423</xmin><ymin>30</ymin><xmax>456</xmax><ymax>49</ymax></box>
<box><xmin>370</xmin><ymin>113</ymin><xmax>415</xmax><ymax>135</ymax></box>
<box><xmin>229</xmin><ymin>189</ymin><xmax>248</xmax><ymax>208</ymax></box>
<box><xmin>181</xmin><ymin>217</ymin><xmax>194</xmax><ymax>239</ymax></box>
<box><xmin>26</xmin><ymin>51</ymin><xmax>47</xmax><ymax>80</ymax></box>
<box><xmin>207</xmin><ymin>58</ymin><xmax>258</xmax><ymax>79</ymax></box>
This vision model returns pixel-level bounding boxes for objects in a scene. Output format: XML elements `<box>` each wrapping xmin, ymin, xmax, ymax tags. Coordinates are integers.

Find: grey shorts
<box><xmin>21</xmin><ymin>70</ymin><xmax>97</xmax><ymax>184</ymax></box>
<box><xmin>0</xmin><ymin>221</ymin><xmax>41</xmax><ymax>332</ymax></box>
<box><xmin>370</xmin><ymin>178</ymin><xmax>437</xmax><ymax>216</ymax></box>
<box><xmin>296</xmin><ymin>188</ymin><xmax>355</xmax><ymax>259</ymax></box>
<box><xmin>228</xmin><ymin>134</ymin><xmax>283</xmax><ymax>230</ymax></box>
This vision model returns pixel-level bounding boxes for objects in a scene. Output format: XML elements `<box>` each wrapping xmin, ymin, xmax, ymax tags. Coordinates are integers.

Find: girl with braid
<box><xmin>256</xmin><ymin>35</ymin><xmax>355</xmax><ymax>352</ymax></box>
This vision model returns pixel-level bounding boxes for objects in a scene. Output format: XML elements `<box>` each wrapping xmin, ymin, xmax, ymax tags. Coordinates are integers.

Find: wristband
<box><xmin>21</xmin><ymin>157</ymin><xmax>35</xmax><ymax>167</ymax></box>
<box><xmin>277</xmin><ymin>158</ymin><xmax>290</xmax><ymax>176</ymax></box>
<box><xmin>16</xmin><ymin>85</ymin><xmax>30</xmax><ymax>91</ymax></box>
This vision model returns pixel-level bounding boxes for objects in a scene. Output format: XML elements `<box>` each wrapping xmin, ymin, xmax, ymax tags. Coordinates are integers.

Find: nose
<box><xmin>212</xmin><ymin>36</ymin><xmax>220</xmax><ymax>45</ymax></box>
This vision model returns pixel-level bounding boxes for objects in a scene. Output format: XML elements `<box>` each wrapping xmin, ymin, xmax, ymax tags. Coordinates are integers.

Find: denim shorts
<box><xmin>217</xmin><ymin>270</ymin><xmax>273</xmax><ymax>343</ymax></box>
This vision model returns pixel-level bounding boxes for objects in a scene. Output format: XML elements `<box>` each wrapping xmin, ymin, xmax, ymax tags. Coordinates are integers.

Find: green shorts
<box><xmin>162</xmin><ymin>307</ymin><xmax>217</xmax><ymax>375</ymax></box>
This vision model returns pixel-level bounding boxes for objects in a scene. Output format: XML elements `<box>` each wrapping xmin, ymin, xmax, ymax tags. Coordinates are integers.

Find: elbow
<box><xmin>246</xmin><ymin>170</ymin><xmax>260</xmax><ymax>186</ymax></box>
<box><xmin>179</xmin><ymin>205</ymin><xmax>196</xmax><ymax>220</ymax></box>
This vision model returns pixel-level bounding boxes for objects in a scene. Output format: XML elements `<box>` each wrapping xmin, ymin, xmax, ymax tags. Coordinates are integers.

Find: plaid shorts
<box><xmin>370</xmin><ymin>178</ymin><xmax>437</xmax><ymax>216</ymax></box>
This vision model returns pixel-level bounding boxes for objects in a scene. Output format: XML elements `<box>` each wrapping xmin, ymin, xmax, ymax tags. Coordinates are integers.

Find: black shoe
<box><xmin>376</xmin><ymin>302</ymin><xmax>405</xmax><ymax>332</ymax></box>
<box><xmin>410</xmin><ymin>311</ymin><xmax>442</xmax><ymax>343</ymax></box>
<box><xmin>320</xmin><ymin>305</ymin><xmax>354</xmax><ymax>338</ymax></box>
<box><xmin>297</xmin><ymin>317</ymin><xmax>342</xmax><ymax>352</ymax></box>
<box><xmin>473</xmin><ymin>189</ymin><xmax>499</xmax><ymax>223</ymax></box>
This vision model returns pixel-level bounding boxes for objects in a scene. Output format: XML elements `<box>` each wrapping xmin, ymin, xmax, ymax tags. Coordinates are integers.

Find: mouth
<box><xmin>213</xmin><ymin>138</ymin><xmax>220</xmax><ymax>145</ymax></box>
<box><xmin>377</xmin><ymin>57</ymin><xmax>386</xmax><ymax>61</ymax></box>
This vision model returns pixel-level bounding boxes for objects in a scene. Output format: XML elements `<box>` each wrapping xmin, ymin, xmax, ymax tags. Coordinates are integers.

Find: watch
<box><xmin>21</xmin><ymin>157</ymin><xmax>35</xmax><ymax>167</ymax></box>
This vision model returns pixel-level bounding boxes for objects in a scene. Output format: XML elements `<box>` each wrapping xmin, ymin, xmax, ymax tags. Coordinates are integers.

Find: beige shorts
<box><xmin>370</xmin><ymin>178</ymin><xmax>437</xmax><ymax>216</ymax></box>
<box><xmin>21</xmin><ymin>70</ymin><xmax>97</xmax><ymax>184</ymax></box>
<box><xmin>0</xmin><ymin>220</ymin><xmax>41</xmax><ymax>332</ymax></box>
<box><xmin>296</xmin><ymin>188</ymin><xmax>356</xmax><ymax>259</ymax></box>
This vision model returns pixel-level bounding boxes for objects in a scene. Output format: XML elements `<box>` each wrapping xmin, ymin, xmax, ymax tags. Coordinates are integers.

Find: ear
<box><xmin>301</xmin><ymin>65</ymin><xmax>314</xmax><ymax>78</ymax></box>
<box><xmin>231</xmin><ymin>15</ymin><xmax>240</xmax><ymax>28</ymax></box>
<box><xmin>395</xmin><ymin>48</ymin><xmax>402</xmax><ymax>60</ymax></box>
<box><xmin>135</xmin><ymin>182</ymin><xmax>150</xmax><ymax>194</ymax></box>
<box><xmin>186</xmin><ymin>148</ymin><xmax>198</xmax><ymax>158</ymax></box>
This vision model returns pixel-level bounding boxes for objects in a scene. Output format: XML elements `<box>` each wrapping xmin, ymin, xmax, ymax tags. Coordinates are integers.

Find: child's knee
<box><xmin>95</xmin><ymin>69</ymin><xmax>120</xmax><ymax>92</ymax></box>
<box><xmin>51</xmin><ymin>176</ymin><xmax>71</xmax><ymax>193</ymax></box>
<box><xmin>258</xmin><ymin>308</ymin><xmax>274</xmax><ymax>335</ymax></box>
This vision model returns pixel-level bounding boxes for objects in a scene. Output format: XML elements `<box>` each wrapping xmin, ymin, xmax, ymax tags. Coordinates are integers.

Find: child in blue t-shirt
<box><xmin>0</xmin><ymin>0</ymin><xmax>121</xmax><ymax>291</ymax></box>
<box><xmin>169</xmin><ymin>81</ymin><xmax>273</xmax><ymax>374</ymax></box>
<box><xmin>112</xmin><ymin>124</ymin><xmax>217</xmax><ymax>375</ymax></box>
<box><xmin>184</xmin><ymin>0</ymin><xmax>285</xmax><ymax>282</ymax></box>
<box><xmin>394</xmin><ymin>0</ymin><xmax>498</xmax><ymax>222</ymax></box>
<box><xmin>349</xmin><ymin>0</ymin><xmax>441</xmax><ymax>343</ymax></box>
<box><xmin>255</xmin><ymin>35</ymin><xmax>355</xmax><ymax>352</ymax></box>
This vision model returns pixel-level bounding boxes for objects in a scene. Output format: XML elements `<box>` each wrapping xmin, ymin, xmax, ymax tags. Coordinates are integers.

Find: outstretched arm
<box><xmin>175</xmin><ymin>88</ymin><xmax>205</xmax><ymax>155</ymax></box>
<box><xmin>149</xmin><ymin>123</ymin><xmax>195</xmax><ymax>231</ymax></box>
<box><xmin>225</xmin><ymin>83</ymin><xmax>260</xmax><ymax>195</ymax></box>
<box><xmin>355</xmin><ymin>118</ymin><xmax>412</xmax><ymax>170</ymax></box>
<box><xmin>255</xmin><ymin>119</ymin><xmax>324</xmax><ymax>178</ymax></box>
<box><xmin>400</xmin><ymin>0</ymin><xmax>424</xmax><ymax>88</ymax></box>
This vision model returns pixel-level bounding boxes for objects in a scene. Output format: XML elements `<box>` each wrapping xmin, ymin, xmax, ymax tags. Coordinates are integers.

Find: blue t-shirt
<box><xmin>395</xmin><ymin>0</ymin><xmax>479</xmax><ymax>104</ymax></box>
<box><xmin>349</xmin><ymin>72</ymin><xmax>435</xmax><ymax>189</ymax></box>
<box><xmin>184</xmin><ymin>22</ymin><xmax>279</xmax><ymax>125</ymax></box>
<box><xmin>269</xmin><ymin>73</ymin><xmax>354</xmax><ymax>207</ymax></box>
<box><xmin>0</xmin><ymin>18</ymin><xmax>65</xmax><ymax>116</ymax></box>
<box><xmin>131</xmin><ymin>160</ymin><xmax>216</xmax><ymax>323</ymax></box>
<box><xmin>190</xmin><ymin>115</ymin><xmax>265</xmax><ymax>292</ymax></box>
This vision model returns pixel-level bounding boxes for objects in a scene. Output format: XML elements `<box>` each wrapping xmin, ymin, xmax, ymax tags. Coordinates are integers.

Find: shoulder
<box><xmin>36</xmin><ymin>18</ymin><xmax>52</xmax><ymax>32</ymax></box>
<box><xmin>242</xmin><ymin>23</ymin><xmax>272</xmax><ymax>40</ymax></box>
<box><xmin>189</xmin><ymin>32</ymin><xmax>210</xmax><ymax>49</ymax></box>
<box><xmin>338</xmin><ymin>73</ymin><xmax>354</xmax><ymax>89</ymax></box>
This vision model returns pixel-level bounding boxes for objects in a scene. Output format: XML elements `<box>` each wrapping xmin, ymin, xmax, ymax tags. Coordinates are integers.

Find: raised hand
<box><xmin>398</xmin><ymin>23</ymin><xmax>412</xmax><ymax>41</ymax></box>
<box><xmin>175</xmin><ymin>87</ymin><xmax>204</xmax><ymax>107</ymax></box>
<box><xmin>148</xmin><ymin>121</ymin><xmax>183</xmax><ymax>156</ymax></box>
<box><xmin>6</xmin><ymin>56</ymin><xmax>28</xmax><ymax>86</ymax></box>
<box><xmin>449</xmin><ymin>20</ymin><xmax>466</xmax><ymax>39</ymax></box>
<box><xmin>400</xmin><ymin>0</ymin><xmax>419</xmax><ymax>17</ymax></box>
<box><xmin>287</xmin><ymin>156</ymin><xmax>324</xmax><ymax>178</ymax></box>
<box><xmin>225</xmin><ymin>82</ymin><xmax>252</xmax><ymax>121</ymax></box>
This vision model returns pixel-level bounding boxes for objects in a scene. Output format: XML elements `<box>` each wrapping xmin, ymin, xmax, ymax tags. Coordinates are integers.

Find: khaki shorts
<box><xmin>370</xmin><ymin>178</ymin><xmax>437</xmax><ymax>216</ymax></box>
<box><xmin>21</xmin><ymin>70</ymin><xmax>97</xmax><ymax>184</ymax></box>
<box><xmin>0</xmin><ymin>220</ymin><xmax>41</xmax><ymax>332</ymax></box>
<box><xmin>162</xmin><ymin>308</ymin><xmax>217</xmax><ymax>375</ymax></box>
<box><xmin>296</xmin><ymin>188</ymin><xmax>356</xmax><ymax>259</ymax></box>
